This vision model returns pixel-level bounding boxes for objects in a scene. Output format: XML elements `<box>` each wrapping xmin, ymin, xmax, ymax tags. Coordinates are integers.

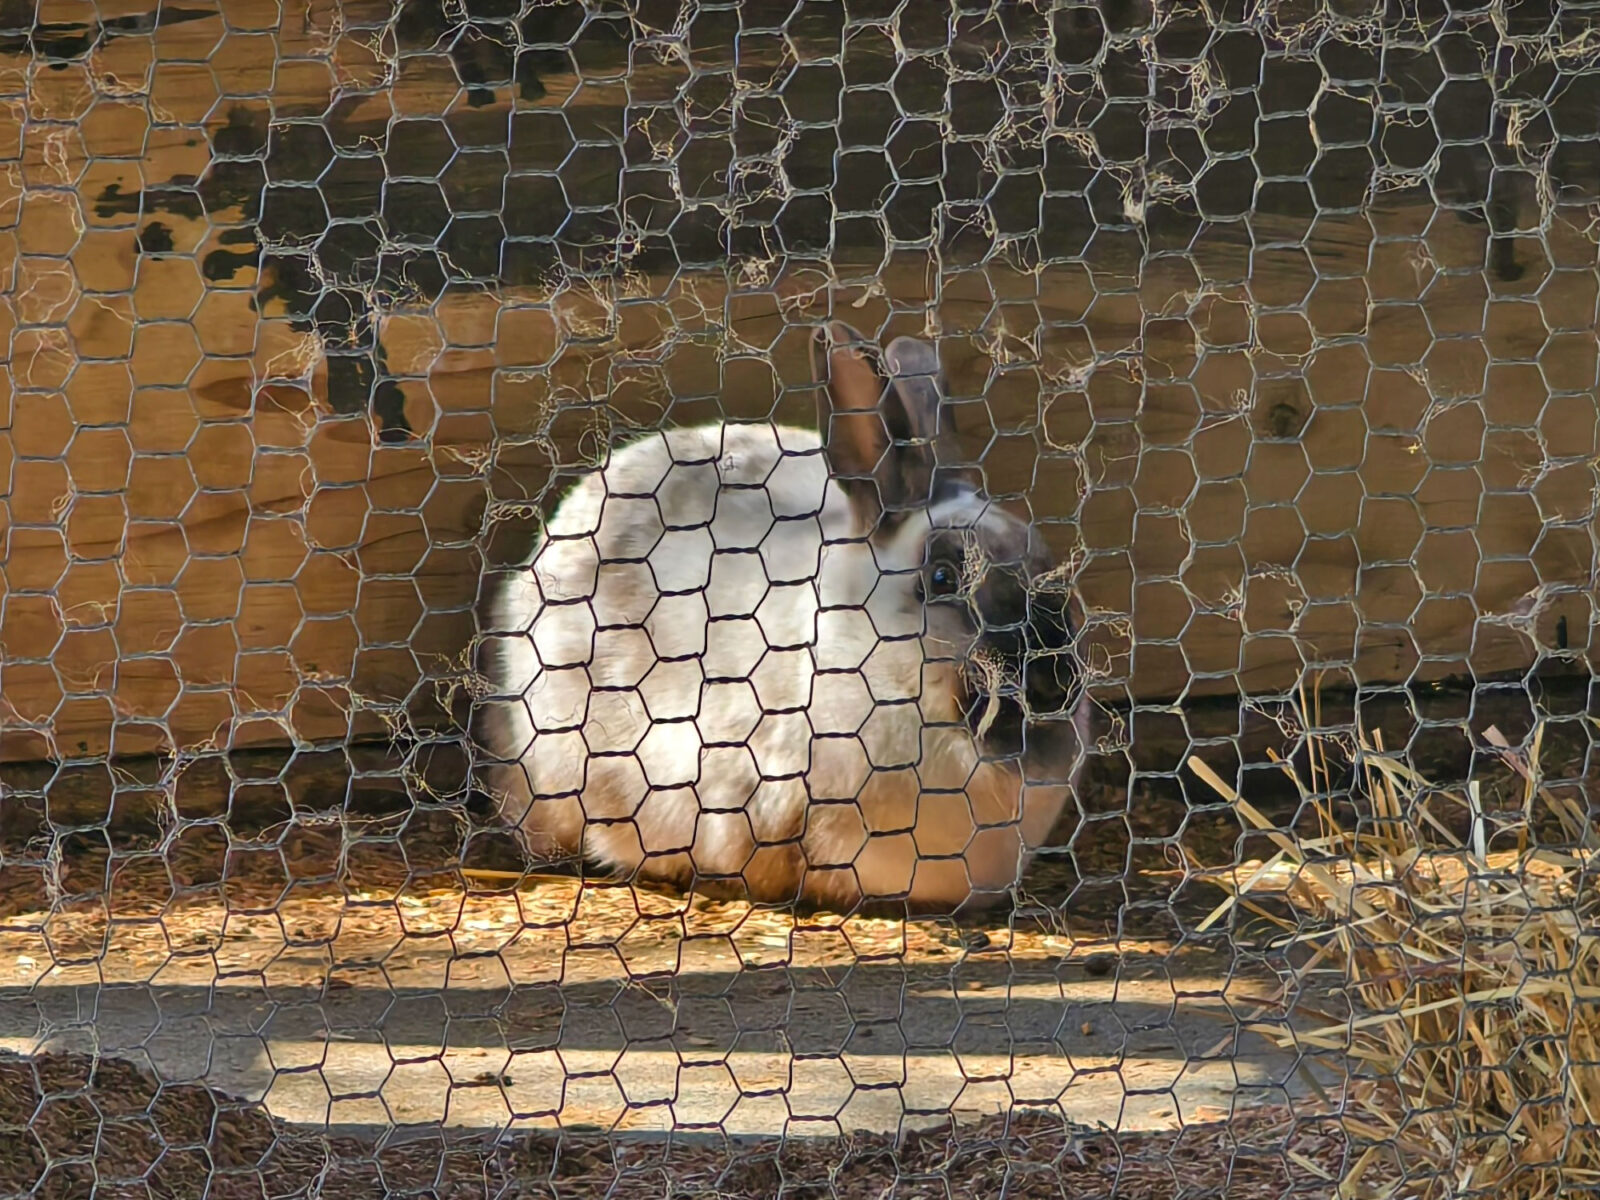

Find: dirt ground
<box><xmin>0</xmin><ymin>797</ymin><xmax>1365</xmax><ymax>1194</ymax></box>
<box><xmin>0</xmin><ymin>1047</ymin><xmax>1374</xmax><ymax>1200</ymax></box>
<box><xmin>0</xmin><ymin>691</ymin><xmax>1575</xmax><ymax>1191</ymax></box>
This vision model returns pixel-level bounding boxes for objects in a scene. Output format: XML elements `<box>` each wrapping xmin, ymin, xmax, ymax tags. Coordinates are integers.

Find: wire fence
<box><xmin>2</xmin><ymin>0</ymin><xmax>1599</xmax><ymax>1196</ymax></box>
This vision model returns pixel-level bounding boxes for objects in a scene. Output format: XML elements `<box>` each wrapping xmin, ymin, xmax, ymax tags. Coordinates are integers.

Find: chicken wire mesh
<box><xmin>2</xmin><ymin>0</ymin><xmax>1600</xmax><ymax>1196</ymax></box>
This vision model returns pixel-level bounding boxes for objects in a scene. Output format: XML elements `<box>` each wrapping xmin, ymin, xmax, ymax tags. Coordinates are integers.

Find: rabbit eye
<box><xmin>928</xmin><ymin>561</ymin><xmax>959</xmax><ymax>596</ymax></box>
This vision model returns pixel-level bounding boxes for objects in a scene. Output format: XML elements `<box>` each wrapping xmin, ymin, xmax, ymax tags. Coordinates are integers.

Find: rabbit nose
<box><xmin>1025</xmin><ymin>653</ymin><xmax>1078</xmax><ymax>712</ymax></box>
<box><xmin>1025</xmin><ymin>589</ymin><xmax>1075</xmax><ymax>649</ymax></box>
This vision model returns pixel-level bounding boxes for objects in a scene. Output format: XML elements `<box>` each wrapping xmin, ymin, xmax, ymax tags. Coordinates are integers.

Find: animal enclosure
<box><xmin>2</xmin><ymin>0</ymin><xmax>1599</xmax><ymax>1196</ymax></box>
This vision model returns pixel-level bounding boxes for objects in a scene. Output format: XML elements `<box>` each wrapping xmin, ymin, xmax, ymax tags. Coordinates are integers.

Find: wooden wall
<box><xmin>2</xmin><ymin>0</ymin><xmax>1598</xmax><ymax>768</ymax></box>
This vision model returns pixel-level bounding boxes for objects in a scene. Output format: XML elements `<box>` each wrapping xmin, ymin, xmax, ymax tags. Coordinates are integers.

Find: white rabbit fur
<box><xmin>475</xmin><ymin>323</ymin><xmax>1090</xmax><ymax>913</ymax></box>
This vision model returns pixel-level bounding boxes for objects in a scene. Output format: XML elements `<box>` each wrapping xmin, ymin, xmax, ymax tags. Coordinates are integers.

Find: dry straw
<box><xmin>1189</xmin><ymin>682</ymin><xmax>1600</xmax><ymax>1199</ymax></box>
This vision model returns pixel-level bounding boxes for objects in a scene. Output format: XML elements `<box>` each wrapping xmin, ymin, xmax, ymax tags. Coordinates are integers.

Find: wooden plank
<box><xmin>5</xmin><ymin>245</ymin><xmax>1594</xmax><ymax>764</ymax></box>
<box><xmin>2</xmin><ymin>4</ymin><xmax>1597</xmax><ymax>765</ymax></box>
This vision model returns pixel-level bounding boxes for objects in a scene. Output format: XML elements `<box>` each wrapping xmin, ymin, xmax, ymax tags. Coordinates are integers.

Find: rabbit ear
<box><xmin>812</xmin><ymin>321</ymin><xmax>894</xmax><ymax>528</ymax></box>
<box><xmin>813</xmin><ymin>322</ymin><xmax>949</xmax><ymax>531</ymax></box>
<box><xmin>883</xmin><ymin>335</ymin><xmax>959</xmax><ymax>475</ymax></box>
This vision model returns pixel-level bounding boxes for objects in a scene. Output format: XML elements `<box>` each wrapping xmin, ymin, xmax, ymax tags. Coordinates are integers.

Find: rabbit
<box><xmin>472</xmin><ymin>321</ymin><xmax>1092</xmax><ymax>913</ymax></box>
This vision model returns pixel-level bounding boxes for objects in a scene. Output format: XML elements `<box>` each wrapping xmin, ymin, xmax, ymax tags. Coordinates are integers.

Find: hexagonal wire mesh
<box><xmin>3</xmin><ymin>0</ymin><xmax>1600</xmax><ymax>1195</ymax></box>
